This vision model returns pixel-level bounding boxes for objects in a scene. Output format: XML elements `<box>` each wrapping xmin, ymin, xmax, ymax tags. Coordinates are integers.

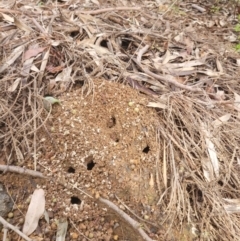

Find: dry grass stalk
<box><xmin>156</xmin><ymin>94</ymin><xmax>240</xmax><ymax>239</ymax></box>
<box><xmin>1</xmin><ymin>1</ymin><xmax>240</xmax><ymax>240</ymax></box>
<box><xmin>99</xmin><ymin>197</ymin><xmax>154</xmax><ymax>241</ymax></box>
<box><xmin>0</xmin><ymin>165</ymin><xmax>45</xmax><ymax>178</ymax></box>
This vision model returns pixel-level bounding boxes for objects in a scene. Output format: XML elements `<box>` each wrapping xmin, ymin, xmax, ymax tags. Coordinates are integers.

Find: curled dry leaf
<box><xmin>14</xmin><ymin>17</ymin><xmax>32</xmax><ymax>32</ymax></box>
<box><xmin>55</xmin><ymin>66</ymin><xmax>72</xmax><ymax>82</ymax></box>
<box><xmin>90</xmin><ymin>0</ymin><xmax>100</xmax><ymax>6</ymax></box>
<box><xmin>216</xmin><ymin>59</ymin><xmax>224</xmax><ymax>73</ymax></box>
<box><xmin>38</xmin><ymin>48</ymin><xmax>50</xmax><ymax>85</ymax></box>
<box><xmin>223</xmin><ymin>198</ymin><xmax>240</xmax><ymax>214</ymax></box>
<box><xmin>44</xmin><ymin>96</ymin><xmax>60</xmax><ymax>105</ymax></box>
<box><xmin>201</xmin><ymin>123</ymin><xmax>219</xmax><ymax>179</ymax></box>
<box><xmin>234</xmin><ymin>92</ymin><xmax>240</xmax><ymax>116</ymax></box>
<box><xmin>236</xmin><ymin>59</ymin><xmax>240</xmax><ymax>67</ymax></box>
<box><xmin>8</xmin><ymin>78</ymin><xmax>21</xmax><ymax>92</ymax></box>
<box><xmin>22</xmin><ymin>189</ymin><xmax>45</xmax><ymax>236</ymax></box>
<box><xmin>201</xmin><ymin>157</ymin><xmax>214</xmax><ymax>182</ymax></box>
<box><xmin>212</xmin><ymin>114</ymin><xmax>231</xmax><ymax>129</ymax></box>
<box><xmin>0</xmin><ymin>45</ymin><xmax>24</xmax><ymax>73</ymax></box>
<box><xmin>1</xmin><ymin>12</ymin><xmax>14</xmax><ymax>22</ymax></box>
<box><xmin>43</xmin><ymin>96</ymin><xmax>61</xmax><ymax>111</ymax></box>
<box><xmin>56</xmin><ymin>218</ymin><xmax>68</xmax><ymax>241</ymax></box>
<box><xmin>147</xmin><ymin>101</ymin><xmax>166</xmax><ymax>109</ymax></box>
<box><xmin>23</xmin><ymin>47</ymin><xmax>46</xmax><ymax>61</ymax></box>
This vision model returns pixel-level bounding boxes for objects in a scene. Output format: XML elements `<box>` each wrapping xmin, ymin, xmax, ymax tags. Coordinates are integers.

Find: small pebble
<box><xmin>129</xmin><ymin>159</ymin><xmax>139</xmax><ymax>165</ymax></box>
<box><xmin>71</xmin><ymin>109</ymin><xmax>77</xmax><ymax>115</ymax></box>
<box><xmin>18</xmin><ymin>218</ymin><xmax>24</xmax><ymax>224</ymax></box>
<box><xmin>79</xmin><ymin>223</ymin><xmax>86</xmax><ymax>230</ymax></box>
<box><xmin>113</xmin><ymin>223</ymin><xmax>119</xmax><ymax>229</ymax></box>
<box><xmin>134</xmin><ymin>107</ymin><xmax>139</xmax><ymax>112</ymax></box>
<box><xmin>89</xmin><ymin>232</ymin><xmax>94</xmax><ymax>238</ymax></box>
<box><xmin>44</xmin><ymin>227</ymin><xmax>50</xmax><ymax>234</ymax></box>
<box><xmin>113</xmin><ymin>234</ymin><xmax>119</xmax><ymax>240</ymax></box>
<box><xmin>51</xmin><ymin>222</ymin><xmax>57</xmax><ymax>230</ymax></box>
<box><xmin>128</xmin><ymin>101</ymin><xmax>134</xmax><ymax>106</ymax></box>
<box><xmin>130</xmin><ymin>164</ymin><xmax>136</xmax><ymax>170</ymax></box>
<box><xmin>119</xmin><ymin>205</ymin><xmax>125</xmax><ymax>210</ymax></box>
<box><xmin>95</xmin><ymin>192</ymin><xmax>100</xmax><ymax>199</ymax></box>
<box><xmin>17</xmin><ymin>204</ymin><xmax>23</xmax><ymax>209</ymax></box>
<box><xmin>70</xmin><ymin>232</ymin><xmax>79</xmax><ymax>239</ymax></box>
<box><xmin>26</xmin><ymin>196</ymin><xmax>32</xmax><ymax>204</ymax></box>
<box><xmin>8</xmin><ymin>212</ymin><xmax>13</xmax><ymax>218</ymax></box>
<box><xmin>144</xmin><ymin>215</ymin><xmax>149</xmax><ymax>220</ymax></box>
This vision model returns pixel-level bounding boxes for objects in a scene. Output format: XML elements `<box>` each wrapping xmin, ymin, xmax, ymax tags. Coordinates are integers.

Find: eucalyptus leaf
<box><xmin>43</xmin><ymin>96</ymin><xmax>60</xmax><ymax>111</ymax></box>
<box><xmin>22</xmin><ymin>189</ymin><xmax>45</xmax><ymax>236</ymax></box>
<box><xmin>44</xmin><ymin>96</ymin><xmax>60</xmax><ymax>104</ymax></box>
<box><xmin>56</xmin><ymin>218</ymin><xmax>68</xmax><ymax>241</ymax></box>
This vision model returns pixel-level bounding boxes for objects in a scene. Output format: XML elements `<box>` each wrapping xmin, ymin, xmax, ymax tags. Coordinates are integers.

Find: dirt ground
<box><xmin>1</xmin><ymin>0</ymin><xmax>240</xmax><ymax>240</ymax></box>
<box><xmin>1</xmin><ymin>80</ymin><xmax>166</xmax><ymax>240</ymax></box>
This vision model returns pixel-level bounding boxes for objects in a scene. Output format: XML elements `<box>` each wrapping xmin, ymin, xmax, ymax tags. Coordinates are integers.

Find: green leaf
<box><xmin>44</xmin><ymin>96</ymin><xmax>60</xmax><ymax>104</ymax></box>
<box><xmin>234</xmin><ymin>24</ymin><xmax>240</xmax><ymax>32</ymax></box>
<box><xmin>235</xmin><ymin>43</ymin><xmax>240</xmax><ymax>52</ymax></box>
<box><xmin>43</xmin><ymin>96</ymin><xmax>60</xmax><ymax>111</ymax></box>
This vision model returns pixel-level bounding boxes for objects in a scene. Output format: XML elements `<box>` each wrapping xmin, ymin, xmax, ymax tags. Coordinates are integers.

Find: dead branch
<box><xmin>2</xmin><ymin>227</ymin><xmax>7</xmax><ymax>241</ymax></box>
<box><xmin>0</xmin><ymin>216</ymin><xmax>35</xmax><ymax>241</ymax></box>
<box><xmin>0</xmin><ymin>165</ymin><xmax>45</xmax><ymax>178</ymax></box>
<box><xmin>0</xmin><ymin>8</ymin><xmax>20</xmax><ymax>13</ymax></box>
<box><xmin>77</xmin><ymin>7</ymin><xmax>141</xmax><ymax>15</ymax></box>
<box><xmin>31</xmin><ymin>18</ymin><xmax>49</xmax><ymax>35</ymax></box>
<box><xmin>99</xmin><ymin>197</ymin><xmax>155</xmax><ymax>241</ymax></box>
<box><xmin>137</xmin><ymin>44</ymin><xmax>150</xmax><ymax>64</ymax></box>
<box><xmin>126</xmin><ymin>76</ymin><xmax>158</xmax><ymax>97</ymax></box>
<box><xmin>191</xmin><ymin>4</ymin><xmax>206</xmax><ymax>13</ymax></box>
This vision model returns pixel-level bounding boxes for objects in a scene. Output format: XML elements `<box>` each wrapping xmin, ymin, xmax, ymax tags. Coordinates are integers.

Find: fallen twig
<box><xmin>69</xmin><ymin>183</ymin><xmax>93</xmax><ymax>199</ymax></box>
<box><xmin>115</xmin><ymin>195</ymin><xmax>158</xmax><ymax>228</ymax></box>
<box><xmin>31</xmin><ymin>18</ymin><xmax>50</xmax><ymax>37</ymax></box>
<box><xmin>3</xmin><ymin>227</ymin><xmax>7</xmax><ymax>241</ymax></box>
<box><xmin>0</xmin><ymin>165</ymin><xmax>45</xmax><ymax>178</ymax></box>
<box><xmin>126</xmin><ymin>76</ymin><xmax>158</xmax><ymax>97</ymax></box>
<box><xmin>0</xmin><ymin>8</ymin><xmax>20</xmax><ymax>13</ymax></box>
<box><xmin>69</xmin><ymin>218</ymin><xmax>91</xmax><ymax>241</ymax></box>
<box><xmin>136</xmin><ymin>44</ymin><xmax>149</xmax><ymax>64</ymax></box>
<box><xmin>99</xmin><ymin>197</ymin><xmax>155</xmax><ymax>241</ymax></box>
<box><xmin>0</xmin><ymin>216</ymin><xmax>34</xmax><ymax>241</ymax></box>
<box><xmin>192</xmin><ymin>4</ymin><xmax>206</xmax><ymax>13</ymax></box>
<box><xmin>77</xmin><ymin>7</ymin><xmax>141</xmax><ymax>15</ymax></box>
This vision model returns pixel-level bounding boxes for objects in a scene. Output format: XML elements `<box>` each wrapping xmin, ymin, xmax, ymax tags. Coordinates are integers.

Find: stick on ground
<box><xmin>0</xmin><ymin>165</ymin><xmax>45</xmax><ymax>178</ymax></box>
<box><xmin>0</xmin><ymin>216</ymin><xmax>34</xmax><ymax>241</ymax></box>
<box><xmin>99</xmin><ymin>197</ymin><xmax>155</xmax><ymax>241</ymax></box>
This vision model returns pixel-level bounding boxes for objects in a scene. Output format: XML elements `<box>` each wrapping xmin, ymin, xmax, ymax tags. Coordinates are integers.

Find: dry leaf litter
<box><xmin>1</xmin><ymin>0</ymin><xmax>240</xmax><ymax>240</ymax></box>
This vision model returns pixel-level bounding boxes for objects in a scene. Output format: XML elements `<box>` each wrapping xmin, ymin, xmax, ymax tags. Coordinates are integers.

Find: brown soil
<box><xmin>1</xmin><ymin>80</ymin><xmax>168</xmax><ymax>241</ymax></box>
<box><xmin>2</xmin><ymin>1</ymin><xmax>240</xmax><ymax>240</ymax></box>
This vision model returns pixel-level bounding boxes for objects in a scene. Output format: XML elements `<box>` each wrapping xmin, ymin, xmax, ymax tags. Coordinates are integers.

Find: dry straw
<box><xmin>1</xmin><ymin>0</ymin><xmax>240</xmax><ymax>240</ymax></box>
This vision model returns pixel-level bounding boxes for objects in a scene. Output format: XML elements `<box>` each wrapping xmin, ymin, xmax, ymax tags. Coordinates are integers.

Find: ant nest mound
<box><xmin>38</xmin><ymin>79</ymin><xmax>161</xmax><ymax>239</ymax></box>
